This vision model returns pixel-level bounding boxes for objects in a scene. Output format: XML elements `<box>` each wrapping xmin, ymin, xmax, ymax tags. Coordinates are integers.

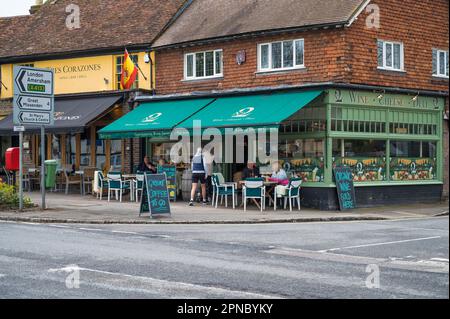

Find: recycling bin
<box><xmin>44</xmin><ymin>160</ymin><xmax>58</xmax><ymax>188</ymax></box>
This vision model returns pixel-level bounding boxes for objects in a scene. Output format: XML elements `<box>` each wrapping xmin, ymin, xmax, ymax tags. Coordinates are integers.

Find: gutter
<box><xmin>346</xmin><ymin>0</ymin><xmax>372</xmax><ymax>27</ymax></box>
<box><xmin>133</xmin><ymin>82</ymin><xmax>449</xmax><ymax>102</ymax></box>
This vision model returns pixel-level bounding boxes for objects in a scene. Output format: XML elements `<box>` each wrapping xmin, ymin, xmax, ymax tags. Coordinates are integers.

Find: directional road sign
<box><xmin>13</xmin><ymin>66</ymin><xmax>54</xmax><ymax>126</ymax></box>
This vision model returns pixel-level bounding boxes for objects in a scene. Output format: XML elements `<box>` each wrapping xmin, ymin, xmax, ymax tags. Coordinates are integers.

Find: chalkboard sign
<box><xmin>333</xmin><ymin>166</ymin><xmax>356</xmax><ymax>210</ymax></box>
<box><xmin>157</xmin><ymin>165</ymin><xmax>177</xmax><ymax>201</ymax></box>
<box><xmin>140</xmin><ymin>173</ymin><xmax>171</xmax><ymax>217</ymax></box>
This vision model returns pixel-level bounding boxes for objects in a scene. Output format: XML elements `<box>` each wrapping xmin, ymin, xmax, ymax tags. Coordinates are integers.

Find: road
<box><xmin>0</xmin><ymin>217</ymin><xmax>448</xmax><ymax>299</ymax></box>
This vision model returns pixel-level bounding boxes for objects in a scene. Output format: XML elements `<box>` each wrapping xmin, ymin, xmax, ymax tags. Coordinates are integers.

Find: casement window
<box><xmin>432</xmin><ymin>49</ymin><xmax>449</xmax><ymax>78</ymax></box>
<box><xmin>184</xmin><ymin>50</ymin><xmax>223</xmax><ymax>80</ymax></box>
<box><xmin>115</xmin><ymin>54</ymin><xmax>139</xmax><ymax>90</ymax></box>
<box><xmin>258</xmin><ymin>39</ymin><xmax>304</xmax><ymax>72</ymax></box>
<box><xmin>377</xmin><ymin>40</ymin><xmax>404</xmax><ymax>71</ymax></box>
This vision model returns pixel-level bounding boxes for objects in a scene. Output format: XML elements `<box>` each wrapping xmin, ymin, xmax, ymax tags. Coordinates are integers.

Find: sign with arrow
<box><xmin>13</xmin><ymin>66</ymin><xmax>54</xmax><ymax>126</ymax></box>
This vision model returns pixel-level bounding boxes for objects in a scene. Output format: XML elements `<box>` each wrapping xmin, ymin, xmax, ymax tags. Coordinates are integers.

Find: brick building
<box><xmin>0</xmin><ymin>0</ymin><xmax>186</xmax><ymax>175</ymax></box>
<box><xmin>100</xmin><ymin>0</ymin><xmax>449</xmax><ymax>209</ymax></box>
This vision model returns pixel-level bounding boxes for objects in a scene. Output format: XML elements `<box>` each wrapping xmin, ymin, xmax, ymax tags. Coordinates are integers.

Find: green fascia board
<box><xmin>98</xmin><ymin>98</ymin><xmax>215</xmax><ymax>139</ymax></box>
<box><xmin>175</xmin><ymin>90</ymin><xmax>323</xmax><ymax>130</ymax></box>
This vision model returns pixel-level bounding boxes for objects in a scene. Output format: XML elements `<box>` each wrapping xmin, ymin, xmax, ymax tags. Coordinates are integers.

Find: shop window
<box><xmin>333</xmin><ymin>139</ymin><xmax>387</xmax><ymax>182</ymax></box>
<box><xmin>280</xmin><ymin>105</ymin><xmax>326</xmax><ymax>133</ymax></box>
<box><xmin>80</xmin><ymin>133</ymin><xmax>90</xmax><ymax>167</ymax></box>
<box><xmin>331</xmin><ymin>106</ymin><xmax>386</xmax><ymax>134</ymax></box>
<box><xmin>258</xmin><ymin>39</ymin><xmax>304</xmax><ymax>72</ymax></box>
<box><xmin>184</xmin><ymin>49</ymin><xmax>223</xmax><ymax>80</ymax></box>
<box><xmin>95</xmin><ymin>134</ymin><xmax>107</xmax><ymax>171</ymax></box>
<box><xmin>390</xmin><ymin>141</ymin><xmax>437</xmax><ymax>181</ymax></box>
<box><xmin>278</xmin><ymin>139</ymin><xmax>324</xmax><ymax>182</ymax></box>
<box><xmin>110</xmin><ymin>140</ymin><xmax>122</xmax><ymax>171</ymax></box>
<box><xmin>115</xmin><ymin>55</ymin><xmax>139</xmax><ymax>90</ymax></box>
<box><xmin>51</xmin><ymin>135</ymin><xmax>62</xmax><ymax>168</ymax></box>
<box><xmin>389</xmin><ymin>110</ymin><xmax>438</xmax><ymax>136</ymax></box>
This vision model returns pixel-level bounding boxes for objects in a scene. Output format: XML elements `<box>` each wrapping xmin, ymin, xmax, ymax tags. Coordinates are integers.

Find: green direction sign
<box><xmin>14</xmin><ymin>67</ymin><xmax>53</xmax><ymax>96</ymax></box>
<box><xmin>13</xmin><ymin>66</ymin><xmax>54</xmax><ymax>126</ymax></box>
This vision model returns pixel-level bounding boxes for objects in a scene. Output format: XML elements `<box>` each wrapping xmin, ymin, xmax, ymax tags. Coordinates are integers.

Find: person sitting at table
<box><xmin>269</xmin><ymin>161</ymin><xmax>290</xmax><ymax>201</ymax></box>
<box><xmin>242</xmin><ymin>161</ymin><xmax>260</xmax><ymax>179</ymax></box>
<box><xmin>158</xmin><ymin>158</ymin><xmax>167</xmax><ymax>167</ymax></box>
<box><xmin>137</xmin><ymin>155</ymin><xmax>156</xmax><ymax>173</ymax></box>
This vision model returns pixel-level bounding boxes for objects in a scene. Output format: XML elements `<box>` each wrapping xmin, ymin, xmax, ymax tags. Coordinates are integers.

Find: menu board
<box><xmin>157</xmin><ymin>165</ymin><xmax>177</xmax><ymax>201</ymax></box>
<box><xmin>333</xmin><ymin>166</ymin><xmax>356</xmax><ymax>210</ymax></box>
<box><xmin>139</xmin><ymin>173</ymin><xmax>171</xmax><ymax>217</ymax></box>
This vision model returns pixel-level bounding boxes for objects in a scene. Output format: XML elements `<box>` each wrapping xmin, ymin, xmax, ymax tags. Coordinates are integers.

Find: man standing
<box><xmin>189</xmin><ymin>148</ymin><xmax>207</xmax><ymax>206</ymax></box>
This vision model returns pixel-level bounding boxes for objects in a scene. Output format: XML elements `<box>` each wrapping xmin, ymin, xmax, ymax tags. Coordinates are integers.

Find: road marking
<box><xmin>111</xmin><ymin>230</ymin><xmax>139</xmax><ymax>235</ymax></box>
<box><xmin>0</xmin><ymin>274</ymin><xmax>5</xmax><ymax>278</ymax></box>
<box><xmin>48</xmin><ymin>225</ymin><xmax>70</xmax><ymax>228</ymax></box>
<box><xmin>430</xmin><ymin>258</ymin><xmax>449</xmax><ymax>263</ymax></box>
<box><xmin>78</xmin><ymin>228</ymin><xmax>106</xmax><ymax>232</ymax></box>
<box><xmin>48</xmin><ymin>266</ymin><xmax>281</xmax><ymax>299</ymax></box>
<box><xmin>318</xmin><ymin>236</ymin><xmax>442</xmax><ymax>252</ymax></box>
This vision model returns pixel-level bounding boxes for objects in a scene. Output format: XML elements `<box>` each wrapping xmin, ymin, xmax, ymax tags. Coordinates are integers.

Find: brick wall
<box><xmin>155</xmin><ymin>0</ymin><xmax>448</xmax><ymax>94</ymax></box>
<box><xmin>343</xmin><ymin>0</ymin><xmax>449</xmax><ymax>92</ymax></box>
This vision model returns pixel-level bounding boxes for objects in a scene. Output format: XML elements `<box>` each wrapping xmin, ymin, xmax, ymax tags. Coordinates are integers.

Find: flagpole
<box><xmin>136</xmin><ymin>64</ymin><xmax>148</xmax><ymax>81</ymax></box>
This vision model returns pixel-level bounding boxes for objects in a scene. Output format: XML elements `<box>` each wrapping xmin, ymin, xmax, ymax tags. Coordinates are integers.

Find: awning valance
<box><xmin>0</xmin><ymin>95</ymin><xmax>122</xmax><ymax>135</ymax></box>
<box><xmin>175</xmin><ymin>90</ymin><xmax>323</xmax><ymax>131</ymax></box>
<box><xmin>98</xmin><ymin>98</ymin><xmax>215</xmax><ymax>139</ymax></box>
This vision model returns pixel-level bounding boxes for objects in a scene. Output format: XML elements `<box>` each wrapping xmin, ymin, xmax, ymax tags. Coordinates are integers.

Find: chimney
<box><xmin>30</xmin><ymin>0</ymin><xmax>44</xmax><ymax>14</ymax></box>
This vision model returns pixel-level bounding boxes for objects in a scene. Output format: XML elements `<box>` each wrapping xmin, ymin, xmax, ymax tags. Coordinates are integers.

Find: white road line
<box><xmin>48</xmin><ymin>225</ymin><xmax>71</xmax><ymax>229</ymax></box>
<box><xmin>48</xmin><ymin>266</ymin><xmax>281</xmax><ymax>299</ymax></box>
<box><xmin>430</xmin><ymin>258</ymin><xmax>449</xmax><ymax>263</ymax></box>
<box><xmin>0</xmin><ymin>274</ymin><xmax>5</xmax><ymax>278</ymax></box>
<box><xmin>111</xmin><ymin>231</ymin><xmax>139</xmax><ymax>235</ymax></box>
<box><xmin>318</xmin><ymin>236</ymin><xmax>442</xmax><ymax>252</ymax></box>
<box><xmin>78</xmin><ymin>228</ymin><xmax>106</xmax><ymax>232</ymax></box>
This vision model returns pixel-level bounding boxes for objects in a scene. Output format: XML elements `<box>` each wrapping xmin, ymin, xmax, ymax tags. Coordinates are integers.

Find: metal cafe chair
<box><xmin>242</xmin><ymin>178</ymin><xmax>266</xmax><ymax>212</ymax></box>
<box><xmin>134</xmin><ymin>172</ymin><xmax>145</xmax><ymax>203</ymax></box>
<box><xmin>96</xmin><ymin>171</ymin><xmax>109</xmax><ymax>200</ymax></box>
<box><xmin>212</xmin><ymin>173</ymin><xmax>238</xmax><ymax>209</ymax></box>
<box><xmin>107</xmin><ymin>171</ymin><xmax>131</xmax><ymax>202</ymax></box>
<box><xmin>274</xmin><ymin>178</ymin><xmax>302</xmax><ymax>211</ymax></box>
<box><xmin>63</xmin><ymin>169</ymin><xmax>83</xmax><ymax>195</ymax></box>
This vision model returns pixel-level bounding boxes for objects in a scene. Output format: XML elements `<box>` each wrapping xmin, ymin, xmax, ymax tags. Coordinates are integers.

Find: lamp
<box><xmin>411</xmin><ymin>92</ymin><xmax>419</xmax><ymax>102</ymax></box>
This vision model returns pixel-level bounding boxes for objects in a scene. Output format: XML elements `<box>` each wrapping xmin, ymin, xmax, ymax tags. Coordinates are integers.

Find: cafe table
<box><xmin>122</xmin><ymin>174</ymin><xmax>136</xmax><ymax>201</ymax></box>
<box><xmin>239</xmin><ymin>180</ymin><xmax>278</xmax><ymax>209</ymax></box>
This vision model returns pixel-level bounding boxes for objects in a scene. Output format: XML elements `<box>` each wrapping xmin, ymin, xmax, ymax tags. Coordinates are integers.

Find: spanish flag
<box><xmin>120</xmin><ymin>49</ymin><xmax>138</xmax><ymax>90</ymax></box>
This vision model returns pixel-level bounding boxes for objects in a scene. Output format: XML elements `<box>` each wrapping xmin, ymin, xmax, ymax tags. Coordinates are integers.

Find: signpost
<box><xmin>139</xmin><ymin>173</ymin><xmax>171</xmax><ymax>218</ymax></box>
<box><xmin>13</xmin><ymin>66</ymin><xmax>54</xmax><ymax>211</ymax></box>
<box><xmin>333</xmin><ymin>166</ymin><xmax>356</xmax><ymax>210</ymax></box>
<box><xmin>157</xmin><ymin>165</ymin><xmax>177</xmax><ymax>201</ymax></box>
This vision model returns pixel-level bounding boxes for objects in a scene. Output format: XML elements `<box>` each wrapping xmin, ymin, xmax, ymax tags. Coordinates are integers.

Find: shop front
<box><xmin>0</xmin><ymin>95</ymin><xmax>125</xmax><ymax>172</ymax></box>
<box><xmin>100</xmin><ymin>88</ymin><xmax>445</xmax><ymax>210</ymax></box>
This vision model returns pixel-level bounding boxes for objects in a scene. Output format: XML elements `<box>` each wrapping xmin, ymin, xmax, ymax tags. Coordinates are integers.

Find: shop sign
<box><xmin>140</xmin><ymin>173</ymin><xmax>171</xmax><ymax>217</ymax></box>
<box><xmin>157</xmin><ymin>165</ymin><xmax>177</xmax><ymax>201</ymax></box>
<box><xmin>333</xmin><ymin>157</ymin><xmax>386</xmax><ymax>182</ymax></box>
<box><xmin>333</xmin><ymin>166</ymin><xmax>356</xmax><ymax>210</ymax></box>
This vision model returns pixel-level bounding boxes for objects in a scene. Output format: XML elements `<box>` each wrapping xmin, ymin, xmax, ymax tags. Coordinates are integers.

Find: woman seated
<box><xmin>269</xmin><ymin>161</ymin><xmax>289</xmax><ymax>197</ymax></box>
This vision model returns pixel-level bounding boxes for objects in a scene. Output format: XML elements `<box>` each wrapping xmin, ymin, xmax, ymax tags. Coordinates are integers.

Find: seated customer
<box><xmin>242</xmin><ymin>161</ymin><xmax>260</xmax><ymax>179</ymax></box>
<box><xmin>137</xmin><ymin>155</ymin><xmax>157</xmax><ymax>173</ymax></box>
<box><xmin>270</xmin><ymin>161</ymin><xmax>290</xmax><ymax>198</ymax></box>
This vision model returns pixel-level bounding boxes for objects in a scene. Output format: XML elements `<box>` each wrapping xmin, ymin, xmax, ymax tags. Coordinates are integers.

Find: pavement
<box><xmin>0</xmin><ymin>192</ymin><xmax>448</xmax><ymax>224</ymax></box>
<box><xmin>0</xmin><ymin>216</ymin><xmax>448</xmax><ymax>298</ymax></box>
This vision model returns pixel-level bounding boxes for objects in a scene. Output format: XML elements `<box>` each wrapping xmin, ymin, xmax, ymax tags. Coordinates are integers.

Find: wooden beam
<box><xmin>75</xmin><ymin>133</ymin><xmax>81</xmax><ymax>169</ymax></box>
<box><xmin>61</xmin><ymin>134</ymin><xmax>66</xmax><ymax>166</ymax></box>
<box><xmin>105</xmin><ymin>139</ymin><xmax>111</xmax><ymax>172</ymax></box>
<box><xmin>47</xmin><ymin>134</ymin><xmax>52</xmax><ymax>160</ymax></box>
<box><xmin>90</xmin><ymin>126</ymin><xmax>96</xmax><ymax>167</ymax></box>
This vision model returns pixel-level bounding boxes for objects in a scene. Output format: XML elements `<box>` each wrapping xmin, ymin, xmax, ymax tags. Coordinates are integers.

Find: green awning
<box><xmin>98</xmin><ymin>98</ymin><xmax>214</xmax><ymax>139</ymax></box>
<box><xmin>175</xmin><ymin>90</ymin><xmax>323</xmax><ymax>133</ymax></box>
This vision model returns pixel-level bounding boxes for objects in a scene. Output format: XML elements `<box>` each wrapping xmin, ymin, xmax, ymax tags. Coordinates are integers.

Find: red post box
<box><xmin>5</xmin><ymin>147</ymin><xmax>20</xmax><ymax>171</ymax></box>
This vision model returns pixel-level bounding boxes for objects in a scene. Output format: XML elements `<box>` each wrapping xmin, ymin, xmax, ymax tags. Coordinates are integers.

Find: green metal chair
<box><xmin>243</xmin><ymin>178</ymin><xmax>265</xmax><ymax>212</ymax></box>
<box><xmin>274</xmin><ymin>178</ymin><xmax>302</xmax><ymax>211</ymax></box>
<box><xmin>107</xmin><ymin>171</ymin><xmax>130</xmax><ymax>202</ymax></box>
<box><xmin>212</xmin><ymin>173</ymin><xmax>237</xmax><ymax>209</ymax></box>
<box><xmin>134</xmin><ymin>171</ymin><xmax>145</xmax><ymax>202</ymax></box>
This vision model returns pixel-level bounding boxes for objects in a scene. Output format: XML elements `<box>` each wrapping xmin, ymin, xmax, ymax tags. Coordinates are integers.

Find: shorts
<box><xmin>192</xmin><ymin>173</ymin><xmax>206</xmax><ymax>184</ymax></box>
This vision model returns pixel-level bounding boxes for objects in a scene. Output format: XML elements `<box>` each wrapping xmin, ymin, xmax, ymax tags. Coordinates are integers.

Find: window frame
<box><xmin>114</xmin><ymin>54</ymin><xmax>139</xmax><ymax>90</ymax></box>
<box><xmin>257</xmin><ymin>39</ymin><xmax>305</xmax><ymax>73</ymax></box>
<box><xmin>433</xmin><ymin>48</ymin><xmax>449</xmax><ymax>79</ymax></box>
<box><xmin>377</xmin><ymin>40</ymin><xmax>405</xmax><ymax>72</ymax></box>
<box><xmin>184</xmin><ymin>49</ymin><xmax>223</xmax><ymax>80</ymax></box>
